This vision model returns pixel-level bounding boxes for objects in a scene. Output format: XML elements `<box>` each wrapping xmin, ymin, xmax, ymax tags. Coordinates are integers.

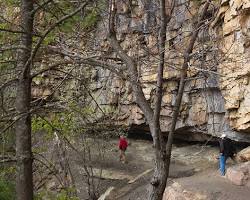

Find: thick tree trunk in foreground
<box><xmin>15</xmin><ymin>0</ymin><xmax>34</xmax><ymax>199</ymax></box>
<box><xmin>148</xmin><ymin>127</ymin><xmax>167</xmax><ymax>200</ymax></box>
<box><xmin>148</xmin><ymin>0</ymin><xmax>170</xmax><ymax>199</ymax></box>
<box><xmin>108</xmin><ymin>0</ymin><xmax>171</xmax><ymax>199</ymax></box>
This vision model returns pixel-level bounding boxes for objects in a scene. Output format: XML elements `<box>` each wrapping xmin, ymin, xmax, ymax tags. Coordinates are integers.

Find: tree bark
<box><xmin>165</xmin><ymin>0</ymin><xmax>211</xmax><ymax>183</ymax></box>
<box><xmin>15</xmin><ymin>0</ymin><xmax>34</xmax><ymax>199</ymax></box>
<box><xmin>148</xmin><ymin>0</ymin><xmax>172</xmax><ymax>198</ymax></box>
<box><xmin>148</xmin><ymin>127</ymin><xmax>167</xmax><ymax>200</ymax></box>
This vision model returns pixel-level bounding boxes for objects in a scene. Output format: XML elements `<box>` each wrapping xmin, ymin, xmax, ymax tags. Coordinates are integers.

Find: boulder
<box><xmin>226</xmin><ymin>161</ymin><xmax>250</xmax><ymax>187</ymax></box>
<box><xmin>236</xmin><ymin>146</ymin><xmax>250</xmax><ymax>162</ymax></box>
<box><xmin>163</xmin><ymin>182</ymin><xmax>208</xmax><ymax>200</ymax></box>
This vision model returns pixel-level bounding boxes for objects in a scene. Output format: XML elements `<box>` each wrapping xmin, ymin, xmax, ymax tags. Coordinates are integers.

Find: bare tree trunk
<box><xmin>108</xmin><ymin>0</ymin><xmax>172</xmax><ymax>199</ymax></box>
<box><xmin>15</xmin><ymin>0</ymin><xmax>34</xmax><ymax>199</ymax></box>
<box><xmin>108</xmin><ymin>0</ymin><xmax>211</xmax><ymax>199</ymax></box>
<box><xmin>148</xmin><ymin>127</ymin><xmax>167</xmax><ymax>200</ymax></box>
<box><xmin>165</xmin><ymin>0</ymin><xmax>211</xmax><ymax>183</ymax></box>
<box><xmin>148</xmin><ymin>0</ymin><xmax>173</xmax><ymax>199</ymax></box>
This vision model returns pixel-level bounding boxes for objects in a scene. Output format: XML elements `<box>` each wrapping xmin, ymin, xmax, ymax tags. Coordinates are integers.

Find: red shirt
<box><xmin>119</xmin><ymin>138</ymin><xmax>128</xmax><ymax>150</ymax></box>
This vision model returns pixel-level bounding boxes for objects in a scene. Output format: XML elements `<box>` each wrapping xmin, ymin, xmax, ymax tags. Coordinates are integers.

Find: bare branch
<box><xmin>0</xmin><ymin>79</ymin><xmax>18</xmax><ymax>91</ymax></box>
<box><xmin>32</xmin><ymin>0</ymin><xmax>54</xmax><ymax>15</ymax></box>
<box><xmin>30</xmin><ymin>61</ymin><xmax>72</xmax><ymax>79</ymax></box>
<box><xmin>22</xmin><ymin>2</ymin><xmax>88</xmax><ymax>78</ymax></box>
<box><xmin>153</xmin><ymin>0</ymin><xmax>175</xmax><ymax>146</ymax></box>
<box><xmin>0</xmin><ymin>28</ymin><xmax>41</xmax><ymax>37</ymax></box>
<box><xmin>0</xmin><ymin>28</ymin><xmax>27</xmax><ymax>34</ymax></box>
<box><xmin>166</xmin><ymin>0</ymin><xmax>212</xmax><ymax>156</ymax></box>
<box><xmin>48</xmin><ymin>45</ymin><xmax>128</xmax><ymax>80</ymax></box>
<box><xmin>0</xmin><ymin>46</ymin><xmax>28</xmax><ymax>52</ymax></box>
<box><xmin>108</xmin><ymin>0</ymin><xmax>154</xmax><ymax>124</ymax></box>
<box><xmin>0</xmin><ymin>155</ymin><xmax>16</xmax><ymax>163</ymax></box>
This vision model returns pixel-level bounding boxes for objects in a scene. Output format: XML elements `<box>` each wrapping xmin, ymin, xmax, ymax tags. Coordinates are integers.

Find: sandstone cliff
<box><xmin>92</xmin><ymin>0</ymin><xmax>250</xmax><ymax>142</ymax></box>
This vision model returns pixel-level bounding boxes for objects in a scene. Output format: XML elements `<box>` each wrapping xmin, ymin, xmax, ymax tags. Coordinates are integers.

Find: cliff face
<box><xmin>92</xmin><ymin>0</ymin><xmax>250</xmax><ymax>142</ymax></box>
<box><xmin>216</xmin><ymin>0</ymin><xmax>250</xmax><ymax>132</ymax></box>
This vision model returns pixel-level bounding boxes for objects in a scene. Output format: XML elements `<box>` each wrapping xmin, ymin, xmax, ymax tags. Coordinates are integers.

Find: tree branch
<box><xmin>0</xmin><ymin>79</ymin><xmax>18</xmax><ymax>91</ymax></box>
<box><xmin>0</xmin><ymin>28</ymin><xmax>41</xmax><ymax>37</ymax></box>
<box><xmin>108</xmin><ymin>0</ymin><xmax>154</xmax><ymax>125</ymax></box>
<box><xmin>32</xmin><ymin>0</ymin><xmax>54</xmax><ymax>15</ymax></box>
<box><xmin>30</xmin><ymin>61</ymin><xmax>72</xmax><ymax>79</ymax></box>
<box><xmin>22</xmin><ymin>2</ymin><xmax>88</xmax><ymax>78</ymax></box>
<box><xmin>166</xmin><ymin>0</ymin><xmax>212</xmax><ymax>156</ymax></box>
<box><xmin>48</xmin><ymin>45</ymin><xmax>129</xmax><ymax>80</ymax></box>
<box><xmin>153</xmin><ymin>0</ymin><xmax>175</xmax><ymax>149</ymax></box>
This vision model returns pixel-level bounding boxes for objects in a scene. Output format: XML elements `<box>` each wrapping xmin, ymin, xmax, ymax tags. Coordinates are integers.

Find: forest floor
<box><xmin>65</xmin><ymin>138</ymin><xmax>250</xmax><ymax>200</ymax></box>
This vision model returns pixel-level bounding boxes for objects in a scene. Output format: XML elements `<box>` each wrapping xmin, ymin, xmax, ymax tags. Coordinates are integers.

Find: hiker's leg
<box><xmin>121</xmin><ymin>150</ymin><xmax>125</xmax><ymax>162</ymax></box>
<box><xmin>119</xmin><ymin>150</ymin><xmax>123</xmax><ymax>161</ymax></box>
<box><xmin>219</xmin><ymin>154</ymin><xmax>226</xmax><ymax>176</ymax></box>
<box><xmin>123</xmin><ymin>150</ymin><xmax>126</xmax><ymax>162</ymax></box>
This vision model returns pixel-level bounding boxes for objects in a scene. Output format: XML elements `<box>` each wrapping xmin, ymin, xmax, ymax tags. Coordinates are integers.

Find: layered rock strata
<box><xmin>92</xmin><ymin>0</ymin><xmax>250</xmax><ymax>142</ymax></box>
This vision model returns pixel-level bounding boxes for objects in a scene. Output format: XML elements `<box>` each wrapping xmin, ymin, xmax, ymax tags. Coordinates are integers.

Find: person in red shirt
<box><xmin>118</xmin><ymin>135</ymin><xmax>128</xmax><ymax>163</ymax></box>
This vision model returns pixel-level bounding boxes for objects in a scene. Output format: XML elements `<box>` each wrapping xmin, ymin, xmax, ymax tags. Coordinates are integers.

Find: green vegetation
<box><xmin>82</xmin><ymin>9</ymin><xmax>99</xmax><ymax>30</ymax></box>
<box><xmin>32</xmin><ymin>112</ymin><xmax>76</xmax><ymax>138</ymax></box>
<box><xmin>35</xmin><ymin>188</ymin><xmax>79</xmax><ymax>200</ymax></box>
<box><xmin>4</xmin><ymin>0</ymin><xmax>19</xmax><ymax>6</ymax></box>
<box><xmin>0</xmin><ymin>179</ymin><xmax>15</xmax><ymax>200</ymax></box>
<box><xmin>0</xmin><ymin>166</ymin><xmax>15</xmax><ymax>200</ymax></box>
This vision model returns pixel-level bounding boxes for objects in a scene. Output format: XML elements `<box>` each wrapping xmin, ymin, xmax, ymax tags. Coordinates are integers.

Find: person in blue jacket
<box><xmin>219</xmin><ymin>134</ymin><xmax>236</xmax><ymax>176</ymax></box>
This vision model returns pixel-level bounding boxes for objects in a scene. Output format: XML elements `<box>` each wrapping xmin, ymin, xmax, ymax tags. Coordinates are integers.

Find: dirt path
<box><xmin>70</xmin><ymin>139</ymin><xmax>155</xmax><ymax>199</ymax></box>
<box><xmin>69</xmin><ymin>139</ymin><xmax>250</xmax><ymax>200</ymax></box>
<box><xmin>174</xmin><ymin>169</ymin><xmax>250</xmax><ymax>200</ymax></box>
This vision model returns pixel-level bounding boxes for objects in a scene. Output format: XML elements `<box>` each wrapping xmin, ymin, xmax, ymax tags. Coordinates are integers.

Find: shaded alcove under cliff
<box><xmin>128</xmin><ymin>124</ymin><xmax>250</xmax><ymax>147</ymax></box>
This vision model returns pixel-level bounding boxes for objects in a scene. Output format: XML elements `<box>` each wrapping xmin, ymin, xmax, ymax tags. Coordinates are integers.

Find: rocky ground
<box><xmin>65</xmin><ymin>138</ymin><xmax>250</xmax><ymax>200</ymax></box>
